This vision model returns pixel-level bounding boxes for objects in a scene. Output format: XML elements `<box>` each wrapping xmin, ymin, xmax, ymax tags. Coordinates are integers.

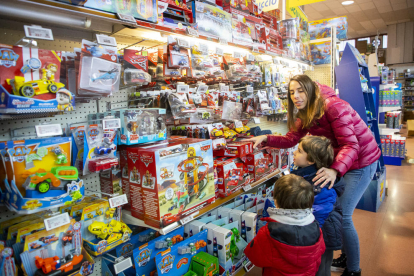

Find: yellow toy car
<box><xmin>6</xmin><ymin>76</ymin><xmax>65</xmax><ymax>98</ymax></box>
<box><xmin>224</xmin><ymin>129</ymin><xmax>237</xmax><ymax>139</ymax></box>
<box><xmin>88</xmin><ymin>219</ymin><xmax>129</xmax><ymax>244</ymax></box>
<box><xmin>211</xmin><ymin>129</ymin><xmax>223</xmax><ymax>137</ymax></box>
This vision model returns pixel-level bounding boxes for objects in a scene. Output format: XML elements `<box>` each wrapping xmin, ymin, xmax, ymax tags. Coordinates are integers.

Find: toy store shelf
<box><xmin>379</xmin><ymin>126</ymin><xmax>402</xmax><ymax>136</ymax></box>
<box><xmin>122</xmin><ymin>169</ymin><xmax>282</xmax><ymax>235</ymax></box>
<box><xmin>379</xmin><ymin>106</ymin><xmax>401</xmax><ymax>113</ymax></box>
<box><xmin>379</xmin><ymin>84</ymin><xmax>398</xmax><ymax>89</ymax></box>
<box><xmin>309</xmin><ymin>38</ymin><xmax>331</xmax><ymax>44</ymax></box>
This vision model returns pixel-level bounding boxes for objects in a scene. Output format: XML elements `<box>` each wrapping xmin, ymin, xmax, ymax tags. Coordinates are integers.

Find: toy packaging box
<box><xmin>193</xmin><ymin>1</ymin><xmax>232</xmax><ymax>40</ymax></box>
<box><xmin>154</xmin><ymin>230</ymin><xmax>208</xmax><ymax>275</ymax></box>
<box><xmin>229</xmin><ymin>9</ymin><xmax>263</xmax><ymax>47</ymax></box>
<box><xmin>309</xmin><ymin>16</ymin><xmax>347</xmax><ymax>41</ymax></box>
<box><xmin>241</xmin><ymin>147</ymin><xmax>276</xmax><ymax>181</ymax></box>
<box><xmin>215</xmin><ymin>157</ymin><xmax>251</xmax><ymax>198</ymax></box>
<box><xmin>4</xmin><ymin>137</ymin><xmax>84</xmax><ymax>214</ymax></box>
<box><xmin>133</xmin><ymin>227</ymin><xmax>184</xmax><ymax>276</ymax></box>
<box><xmin>84</xmin><ymin>0</ymin><xmax>158</xmax><ymax>23</ymax></box>
<box><xmin>136</xmin><ymin>138</ymin><xmax>216</xmax><ymax>228</ymax></box>
<box><xmin>119</xmin><ymin>145</ymin><xmax>131</xmax><ymax>210</ymax></box>
<box><xmin>241</xmin><ymin>211</ymin><xmax>257</xmax><ymax>243</ymax></box>
<box><xmin>120</xmin><ymin>108</ymin><xmax>167</xmax><ymax>145</ymax></box>
<box><xmin>310</xmin><ymin>40</ymin><xmax>331</xmax><ymax>65</ymax></box>
<box><xmin>213</xmin><ymin>141</ymin><xmax>253</xmax><ymax>158</ymax></box>
<box><xmin>256</xmin><ymin>25</ymin><xmax>284</xmax><ymax>54</ymax></box>
<box><xmin>221</xmin><ymin>221</ymin><xmax>248</xmax><ymax>275</ymax></box>
<box><xmin>122</xmin><ymin>50</ymin><xmax>151</xmax><ymax>86</ymax></box>
<box><xmin>20</xmin><ymin>218</ymin><xmax>94</xmax><ymax>276</ymax></box>
<box><xmin>0</xmin><ymin>44</ymin><xmax>76</xmax><ymax>113</ymax></box>
<box><xmin>81</xmin><ymin>201</ymin><xmax>132</xmax><ymax>256</ymax></box>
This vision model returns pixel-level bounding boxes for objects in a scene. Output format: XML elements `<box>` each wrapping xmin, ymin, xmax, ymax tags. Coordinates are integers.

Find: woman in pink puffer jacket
<box><xmin>246</xmin><ymin>75</ymin><xmax>381</xmax><ymax>276</ymax></box>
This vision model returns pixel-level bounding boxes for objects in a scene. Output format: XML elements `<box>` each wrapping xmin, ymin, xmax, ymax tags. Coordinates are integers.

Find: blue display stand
<box><xmin>356</xmin><ymin>168</ymin><xmax>386</xmax><ymax>212</ymax></box>
<box><xmin>335</xmin><ymin>43</ymin><xmax>386</xmax><ymax>212</ymax></box>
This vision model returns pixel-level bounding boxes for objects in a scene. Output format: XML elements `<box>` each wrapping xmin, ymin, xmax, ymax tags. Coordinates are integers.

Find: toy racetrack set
<box><xmin>0</xmin><ymin>44</ymin><xmax>75</xmax><ymax>113</ymax></box>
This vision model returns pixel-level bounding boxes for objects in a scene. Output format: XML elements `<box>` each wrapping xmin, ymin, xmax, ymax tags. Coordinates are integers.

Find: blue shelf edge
<box><xmin>383</xmin><ymin>155</ymin><xmax>404</xmax><ymax>166</ymax></box>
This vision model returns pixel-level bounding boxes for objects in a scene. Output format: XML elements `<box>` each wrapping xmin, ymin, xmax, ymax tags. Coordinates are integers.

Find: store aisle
<box><xmin>246</xmin><ymin>136</ymin><xmax>414</xmax><ymax>276</ymax></box>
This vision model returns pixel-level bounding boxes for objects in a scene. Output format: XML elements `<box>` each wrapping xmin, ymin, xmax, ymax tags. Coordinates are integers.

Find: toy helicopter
<box><xmin>91</xmin><ymin>68</ymin><xmax>119</xmax><ymax>82</ymax></box>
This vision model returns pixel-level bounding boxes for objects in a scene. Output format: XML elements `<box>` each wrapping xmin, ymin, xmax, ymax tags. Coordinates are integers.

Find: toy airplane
<box><xmin>91</xmin><ymin>68</ymin><xmax>119</xmax><ymax>82</ymax></box>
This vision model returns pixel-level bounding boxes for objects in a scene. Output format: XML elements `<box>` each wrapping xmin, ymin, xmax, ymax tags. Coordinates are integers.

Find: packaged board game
<box><xmin>309</xmin><ymin>16</ymin><xmax>347</xmax><ymax>40</ymax></box>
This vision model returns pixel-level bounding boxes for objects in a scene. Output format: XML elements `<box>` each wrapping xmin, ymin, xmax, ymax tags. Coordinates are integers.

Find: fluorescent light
<box><xmin>342</xmin><ymin>1</ymin><xmax>354</xmax><ymax>5</ymax></box>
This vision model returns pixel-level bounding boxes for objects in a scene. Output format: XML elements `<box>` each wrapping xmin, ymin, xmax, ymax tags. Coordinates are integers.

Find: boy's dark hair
<box><xmin>273</xmin><ymin>174</ymin><xmax>314</xmax><ymax>209</ymax></box>
<box><xmin>299</xmin><ymin>136</ymin><xmax>334</xmax><ymax>169</ymax></box>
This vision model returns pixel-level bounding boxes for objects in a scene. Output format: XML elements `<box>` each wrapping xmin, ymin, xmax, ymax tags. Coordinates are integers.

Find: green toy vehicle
<box><xmin>23</xmin><ymin>166</ymin><xmax>79</xmax><ymax>194</ymax></box>
<box><xmin>183</xmin><ymin>251</ymin><xmax>219</xmax><ymax>276</ymax></box>
<box><xmin>230</xmin><ymin>228</ymin><xmax>240</xmax><ymax>262</ymax></box>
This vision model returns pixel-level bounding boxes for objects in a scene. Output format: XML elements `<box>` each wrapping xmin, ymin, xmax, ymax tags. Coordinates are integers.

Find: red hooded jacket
<box><xmin>244</xmin><ymin>218</ymin><xmax>326</xmax><ymax>276</ymax></box>
<box><xmin>267</xmin><ymin>83</ymin><xmax>381</xmax><ymax>177</ymax></box>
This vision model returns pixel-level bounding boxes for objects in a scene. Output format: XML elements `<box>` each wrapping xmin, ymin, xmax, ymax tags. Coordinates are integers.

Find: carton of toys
<box><xmin>0</xmin><ymin>44</ymin><xmax>75</xmax><ymax>113</ymax></box>
<box><xmin>241</xmin><ymin>211</ymin><xmax>257</xmax><ymax>243</ymax></box>
<box><xmin>228</xmin><ymin>9</ymin><xmax>263</xmax><ymax>47</ymax></box>
<box><xmin>119</xmin><ymin>146</ymin><xmax>131</xmax><ymax>210</ymax></box>
<box><xmin>133</xmin><ymin>227</ymin><xmax>184</xmax><ymax>276</ymax></box>
<box><xmin>119</xmin><ymin>108</ymin><xmax>167</xmax><ymax>145</ymax></box>
<box><xmin>84</xmin><ymin>0</ymin><xmax>157</xmax><ymax>23</ymax></box>
<box><xmin>123</xmin><ymin>50</ymin><xmax>151</xmax><ymax>86</ymax></box>
<box><xmin>157</xmin><ymin>0</ymin><xmax>194</xmax><ymax>30</ymax></box>
<box><xmin>216</xmin><ymin>157</ymin><xmax>251</xmax><ymax>198</ymax></box>
<box><xmin>20</xmin><ymin>218</ymin><xmax>94</xmax><ymax>276</ymax></box>
<box><xmin>99</xmin><ymin>168</ymin><xmax>122</xmax><ymax>197</ymax></box>
<box><xmin>4</xmin><ymin>137</ymin><xmax>84</xmax><ymax>214</ymax></box>
<box><xmin>213</xmin><ymin>141</ymin><xmax>254</xmax><ymax>158</ymax></box>
<box><xmin>155</xmin><ymin>230</ymin><xmax>208</xmax><ymax>275</ymax></box>
<box><xmin>309</xmin><ymin>16</ymin><xmax>348</xmax><ymax>41</ymax></box>
<box><xmin>221</xmin><ymin>221</ymin><xmax>248</xmax><ymax>275</ymax></box>
<box><xmin>82</xmin><ymin>201</ymin><xmax>132</xmax><ymax>256</ymax></box>
<box><xmin>310</xmin><ymin>41</ymin><xmax>331</xmax><ymax>65</ymax></box>
<box><xmin>241</xmin><ymin>147</ymin><xmax>275</xmax><ymax>181</ymax></box>
<box><xmin>136</xmin><ymin>138</ymin><xmax>216</xmax><ymax>228</ymax></box>
<box><xmin>83</xmin><ymin>123</ymin><xmax>118</xmax><ymax>175</ymax></box>
<box><xmin>193</xmin><ymin>2</ymin><xmax>232</xmax><ymax>40</ymax></box>
<box><xmin>78</xmin><ymin>39</ymin><xmax>121</xmax><ymax>96</ymax></box>
<box><xmin>256</xmin><ymin>25</ymin><xmax>284</xmax><ymax>55</ymax></box>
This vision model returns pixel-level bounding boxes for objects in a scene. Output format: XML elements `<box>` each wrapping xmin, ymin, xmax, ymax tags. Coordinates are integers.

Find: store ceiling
<box><xmin>303</xmin><ymin>0</ymin><xmax>414</xmax><ymax>38</ymax></box>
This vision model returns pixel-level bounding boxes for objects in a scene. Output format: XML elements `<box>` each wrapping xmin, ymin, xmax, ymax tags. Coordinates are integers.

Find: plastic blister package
<box><xmin>168</xmin><ymin>91</ymin><xmax>197</xmax><ymax>119</ymax></box>
<box><xmin>124</xmin><ymin>69</ymin><xmax>151</xmax><ymax>85</ymax></box>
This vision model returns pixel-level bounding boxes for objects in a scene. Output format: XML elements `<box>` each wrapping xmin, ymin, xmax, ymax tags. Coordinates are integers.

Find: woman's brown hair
<box><xmin>273</xmin><ymin>174</ymin><xmax>314</xmax><ymax>209</ymax></box>
<box><xmin>287</xmin><ymin>75</ymin><xmax>325</xmax><ymax>131</ymax></box>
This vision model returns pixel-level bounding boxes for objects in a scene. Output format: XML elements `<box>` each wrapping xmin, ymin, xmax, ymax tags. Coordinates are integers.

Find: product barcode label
<box><xmin>35</xmin><ymin>124</ymin><xmax>63</xmax><ymax>137</ymax></box>
<box><xmin>246</xmin><ymin>86</ymin><xmax>253</xmax><ymax>93</ymax></box>
<box><xmin>180</xmin><ymin>212</ymin><xmax>198</xmax><ymax>225</ymax></box>
<box><xmin>109</xmin><ymin>194</ymin><xmax>128</xmax><ymax>208</ymax></box>
<box><xmin>44</xmin><ymin>213</ymin><xmax>71</xmax><ymax>231</ymax></box>
<box><xmin>114</xmin><ymin>257</ymin><xmax>133</xmax><ymax>274</ymax></box>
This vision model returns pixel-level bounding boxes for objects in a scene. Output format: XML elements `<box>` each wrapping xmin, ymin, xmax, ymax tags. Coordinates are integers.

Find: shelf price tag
<box><xmin>219</xmin><ymin>37</ymin><xmax>228</xmax><ymax>45</ymax></box>
<box><xmin>283</xmin><ymin>170</ymin><xmax>290</xmax><ymax>175</ymax></box>
<box><xmin>44</xmin><ymin>213</ymin><xmax>70</xmax><ymax>231</ymax></box>
<box><xmin>199</xmin><ymin>43</ymin><xmax>209</xmax><ymax>55</ymax></box>
<box><xmin>247</xmin><ymin>54</ymin><xmax>255</xmax><ymax>61</ymax></box>
<box><xmin>35</xmin><ymin>124</ymin><xmax>63</xmax><ymax>137</ymax></box>
<box><xmin>180</xmin><ymin>212</ymin><xmax>198</xmax><ymax>225</ymax></box>
<box><xmin>177</xmin><ymin>84</ymin><xmax>189</xmax><ymax>93</ymax></box>
<box><xmin>220</xmin><ymin>85</ymin><xmax>229</xmax><ymax>92</ymax></box>
<box><xmin>96</xmin><ymin>34</ymin><xmax>117</xmax><ymax>47</ymax></box>
<box><xmin>243</xmin><ymin>184</ymin><xmax>252</xmax><ymax>192</ymax></box>
<box><xmin>246</xmin><ymin>86</ymin><xmax>253</xmax><ymax>93</ymax></box>
<box><xmin>116</xmin><ymin>13</ymin><xmax>138</xmax><ymax>25</ymax></box>
<box><xmin>234</xmin><ymin>120</ymin><xmax>243</xmax><ymax>128</ymax></box>
<box><xmin>103</xmin><ymin>118</ymin><xmax>121</xmax><ymax>130</ymax></box>
<box><xmin>216</xmin><ymin>47</ymin><xmax>224</xmax><ymax>56</ymax></box>
<box><xmin>114</xmin><ymin>257</ymin><xmax>133</xmax><ymax>274</ymax></box>
<box><xmin>244</xmin><ymin>260</ymin><xmax>255</xmax><ymax>272</ymax></box>
<box><xmin>234</xmin><ymin>52</ymin><xmax>241</xmax><ymax>58</ymax></box>
<box><xmin>186</xmin><ymin>27</ymin><xmax>199</xmax><ymax>37</ymax></box>
<box><xmin>253</xmin><ymin>117</ymin><xmax>260</xmax><ymax>124</ymax></box>
<box><xmin>177</xmin><ymin>38</ymin><xmax>190</xmax><ymax>48</ymax></box>
<box><xmin>109</xmin><ymin>194</ymin><xmax>128</xmax><ymax>208</ymax></box>
<box><xmin>24</xmin><ymin>25</ymin><xmax>54</xmax><ymax>41</ymax></box>
<box><xmin>252</xmin><ymin>46</ymin><xmax>259</xmax><ymax>53</ymax></box>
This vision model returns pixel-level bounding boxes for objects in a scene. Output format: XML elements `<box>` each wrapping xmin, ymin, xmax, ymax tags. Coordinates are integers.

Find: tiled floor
<box><xmin>246</xmin><ymin>134</ymin><xmax>414</xmax><ymax>276</ymax></box>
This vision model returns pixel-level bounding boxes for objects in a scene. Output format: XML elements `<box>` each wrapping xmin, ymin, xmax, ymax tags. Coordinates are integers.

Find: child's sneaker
<box><xmin>341</xmin><ymin>268</ymin><xmax>361</xmax><ymax>276</ymax></box>
<box><xmin>331</xmin><ymin>253</ymin><xmax>347</xmax><ymax>272</ymax></box>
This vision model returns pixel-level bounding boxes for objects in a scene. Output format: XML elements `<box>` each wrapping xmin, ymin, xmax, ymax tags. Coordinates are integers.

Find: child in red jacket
<box><xmin>244</xmin><ymin>174</ymin><xmax>326</xmax><ymax>276</ymax></box>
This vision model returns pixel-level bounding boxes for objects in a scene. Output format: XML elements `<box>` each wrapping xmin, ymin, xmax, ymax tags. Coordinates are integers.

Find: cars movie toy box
<box><xmin>4</xmin><ymin>137</ymin><xmax>84</xmax><ymax>214</ymax></box>
<box><xmin>213</xmin><ymin>141</ymin><xmax>253</xmax><ymax>158</ymax></box>
<box><xmin>137</xmin><ymin>138</ymin><xmax>216</xmax><ymax>228</ymax></box>
<box><xmin>216</xmin><ymin>157</ymin><xmax>251</xmax><ymax>197</ymax></box>
<box><xmin>241</xmin><ymin>147</ymin><xmax>277</xmax><ymax>181</ymax></box>
<box><xmin>0</xmin><ymin>44</ymin><xmax>75</xmax><ymax>113</ymax></box>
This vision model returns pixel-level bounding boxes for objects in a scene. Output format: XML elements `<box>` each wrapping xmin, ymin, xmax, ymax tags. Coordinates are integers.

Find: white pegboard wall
<box><xmin>305</xmin><ymin>64</ymin><xmax>333</xmax><ymax>88</ymax></box>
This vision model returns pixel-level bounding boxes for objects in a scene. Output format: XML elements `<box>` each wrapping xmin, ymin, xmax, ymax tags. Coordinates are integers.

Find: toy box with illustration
<box><xmin>136</xmin><ymin>138</ymin><xmax>216</xmax><ymax>228</ymax></box>
<box><xmin>133</xmin><ymin>227</ymin><xmax>184</xmax><ymax>276</ymax></box>
<box><xmin>4</xmin><ymin>137</ymin><xmax>84</xmax><ymax>214</ymax></box>
<box><xmin>216</xmin><ymin>157</ymin><xmax>251</xmax><ymax>198</ymax></box>
<box><xmin>99</xmin><ymin>167</ymin><xmax>122</xmax><ymax>197</ymax></box>
<box><xmin>309</xmin><ymin>16</ymin><xmax>347</xmax><ymax>40</ymax></box>
<box><xmin>310</xmin><ymin>40</ymin><xmax>331</xmax><ymax>65</ymax></box>
<box><xmin>84</xmin><ymin>0</ymin><xmax>157</xmax><ymax>23</ymax></box>
<box><xmin>123</xmin><ymin>50</ymin><xmax>151</xmax><ymax>86</ymax></box>
<box><xmin>213</xmin><ymin>141</ymin><xmax>254</xmax><ymax>158</ymax></box>
<box><xmin>79</xmin><ymin>40</ymin><xmax>120</xmax><ymax>96</ymax></box>
<box><xmin>256</xmin><ymin>25</ymin><xmax>284</xmax><ymax>54</ymax></box>
<box><xmin>0</xmin><ymin>44</ymin><xmax>76</xmax><ymax>113</ymax></box>
<box><xmin>241</xmin><ymin>148</ymin><xmax>276</xmax><ymax>181</ymax></box>
<box><xmin>157</xmin><ymin>0</ymin><xmax>194</xmax><ymax>30</ymax></box>
<box><xmin>20</xmin><ymin>218</ymin><xmax>94</xmax><ymax>276</ymax></box>
<box><xmin>81</xmin><ymin>201</ymin><xmax>132</xmax><ymax>256</ymax></box>
<box><xmin>229</xmin><ymin>9</ymin><xmax>263</xmax><ymax>47</ymax></box>
<box><xmin>83</xmin><ymin>124</ymin><xmax>118</xmax><ymax>175</ymax></box>
<box><xmin>193</xmin><ymin>1</ymin><xmax>232</xmax><ymax>40</ymax></box>
<box><xmin>120</xmin><ymin>108</ymin><xmax>167</xmax><ymax>145</ymax></box>
<box><xmin>221</xmin><ymin>221</ymin><xmax>248</xmax><ymax>275</ymax></box>
<box><xmin>119</xmin><ymin>146</ymin><xmax>131</xmax><ymax>210</ymax></box>
<box><xmin>154</xmin><ymin>229</ymin><xmax>208</xmax><ymax>275</ymax></box>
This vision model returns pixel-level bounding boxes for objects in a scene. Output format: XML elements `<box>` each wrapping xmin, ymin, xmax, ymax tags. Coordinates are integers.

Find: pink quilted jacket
<box><xmin>267</xmin><ymin>83</ymin><xmax>381</xmax><ymax>177</ymax></box>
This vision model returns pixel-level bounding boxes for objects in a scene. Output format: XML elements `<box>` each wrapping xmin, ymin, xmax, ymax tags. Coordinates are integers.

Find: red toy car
<box><xmin>35</xmin><ymin>254</ymin><xmax>83</xmax><ymax>275</ymax></box>
<box><xmin>88</xmin><ymin>158</ymin><xmax>119</xmax><ymax>172</ymax></box>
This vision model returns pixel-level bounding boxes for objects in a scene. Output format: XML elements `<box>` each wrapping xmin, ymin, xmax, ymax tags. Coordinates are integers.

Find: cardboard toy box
<box><xmin>84</xmin><ymin>0</ymin><xmax>158</xmax><ymax>23</ymax></box>
<box><xmin>310</xmin><ymin>40</ymin><xmax>331</xmax><ymax>65</ymax></box>
<box><xmin>256</xmin><ymin>25</ymin><xmax>284</xmax><ymax>54</ymax></box>
<box><xmin>309</xmin><ymin>16</ymin><xmax>347</xmax><ymax>41</ymax></box>
<box><xmin>136</xmin><ymin>138</ymin><xmax>216</xmax><ymax>228</ymax></box>
<box><xmin>213</xmin><ymin>141</ymin><xmax>253</xmax><ymax>158</ymax></box>
<box><xmin>216</xmin><ymin>157</ymin><xmax>251</xmax><ymax>197</ymax></box>
<box><xmin>228</xmin><ymin>9</ymin><xmax>263</xmax><ymax>47</ymax></box>
<box><xmin>0</xmin><ymin>44</ymin><xmax>75</xmax><ymax>113</ymax></box>
<box><xmin>241</xmin><ymin>147</ymin><xmax>276</xmax><ymax>181</ymax></box>
<box><xmin>193</xmin><ymin>1</ymin><xmax>232</xmax><ymax>40</ymax></box>
<box><xmin>119</xmin><ymin>145</ymin><xmax>131</xmax><ymax>210</ymax></box>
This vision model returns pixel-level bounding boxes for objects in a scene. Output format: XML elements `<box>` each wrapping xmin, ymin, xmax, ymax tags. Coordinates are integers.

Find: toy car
<box><xmin>178</xmin><ymin>59</ymin><xmax>188</xmax><ymax>66</ymax></box>
<box><xmin>23</xmin><ymin>166</ymin><xmax>78</xmax><ymax>194</ymax></box>
<box><xmin>210</xmin><ymin>129</ymin><xmax>223</xmax><ymax>137</ymax></box>
<box><xmin>183</xmin><ymin>252</ymin><xmax>219</xmax><ymax>276</ymax></box>
<box><xmin>88</xmin><ymin>158</ymin><xmax>119</xmax><ymax>172</ymax></box>
<box><xmin>170</xmin><ymin>70</ymin><xmax>181</xmax><ymax>76</ymax></box>
<box><xmin>162</xmin><ymin>213</ymin><xmax>179</xmax><ymax>225</ymax></box>
<box><xmin>6</xmin><ymin>76</ymin><xmax>65</xmax><ymax>98</ymax></box>
<box><xmin>35</xmin><ymin>254</ymin><xmax>84</xmax><ymax>275</ymax></box>
<box><xmin>88</xmin><ymin>219</ymin><xmax>130</xmax><ymax>243</ymax></box>
<box><xmin>62</xmin><ymin>231</ymin><xmax>73</xmax><ymax>246</ymax></box>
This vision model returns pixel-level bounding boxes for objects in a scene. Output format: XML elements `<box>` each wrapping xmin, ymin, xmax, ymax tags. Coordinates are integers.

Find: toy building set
<box><xmin>309</xmin><ymin>16</ymin><xmax>348</xmax><ymax>41</ymax></box>
<box><xmin>310</xmin><ymin>40</ymin><xmax>332</xmax><ymax>65</ymax></box>
<box><xmin>0</xmin><ymin>44</ymin><xmax>75</xmax><ymax>113</ymax></box>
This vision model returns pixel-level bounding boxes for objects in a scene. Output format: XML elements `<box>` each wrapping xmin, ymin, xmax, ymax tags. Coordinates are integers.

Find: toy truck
<box><xmin>23</xmin><ymin>166</ymin><xmax>78</xmax><ymax>194</ymax></box>
<box><xmin>183</xmin><ymin>251</ymin><xmax>219</xmax><ymax>276</ymax></box>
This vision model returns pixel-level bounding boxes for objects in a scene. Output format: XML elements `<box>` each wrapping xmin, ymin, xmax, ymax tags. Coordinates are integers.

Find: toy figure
<box><xmin>105</xmin><ymin>208</ymin><xmax>116</xmax><ymax>219</ymax></box>
<box><xmin>51</xmin><ymin>147</ymin><xmax>68</xmax><ymax>164</ymax></box>
<box><xmin>143</xmin><ymin>170</ymin><xmax>153</xmax><ymax>187</ymax></box>
<box><xmin>62</xmin><ymin>230</ymin><xmax>73</xmax><ymax>246</ymax></box>
<box><xmin>127</xmin><ymin>121</ymin><xmax>138</xmax><ymax>134</ymax></box>
<box><xmin>173</xmin><ymin>44</ymin><xmax>180</xmax><ymax>52</ymax></box>
<box><xmin>41</xmin><ymin>63</ymin><xmax>58</xmax><ymax>81</ymax></box>
<box><xmin>189</xmin><ymin>243</ymin><xmax>196</xmax><ymax>254</ymax></box>
<box><xmin>156</xmin><ymin>116</ymin><xmax>165</xmax><ymax>133</ymax></box>
<box><xmin>178</xmin><ymin>59</ymin><xmax>188</xmax><ymax>66</ymax></box>
<box><xmin>57</xmin><ymin>89</ymin><xmax>74</xmax><ymax>111</ymax></box>
<box><xmin>130</xmin><ymin>167</ymin><xmax>139</xmax><ymax>182</ymax></box>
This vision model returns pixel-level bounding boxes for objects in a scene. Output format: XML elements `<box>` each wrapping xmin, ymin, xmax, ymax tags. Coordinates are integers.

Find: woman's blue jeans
<box><xmin>338</xmin><ymin>161</ymin><xmax>378</xmax><ymax>272</ymax></box>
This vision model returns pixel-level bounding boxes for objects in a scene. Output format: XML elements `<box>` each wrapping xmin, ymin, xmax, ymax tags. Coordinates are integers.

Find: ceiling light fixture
<box><xmin>342</xmin><ymin>1</ymin><xmax>354</xmax><ymax>5</ymax></box>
